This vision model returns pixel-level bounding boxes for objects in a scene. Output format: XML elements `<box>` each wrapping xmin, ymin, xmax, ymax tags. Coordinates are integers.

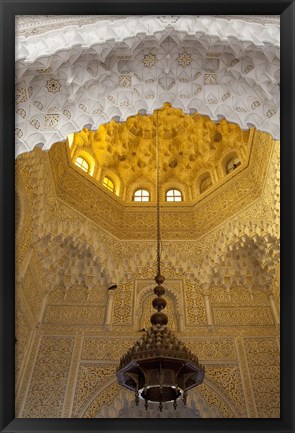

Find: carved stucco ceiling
<box><xmin>68</xmin><ymin>104</ymin><xmax>250</xmax><ymax>192</ymax></box>
<box><xmin>15</xmin><ymin>15</ymin><xmax>280</xmax><ymax>157</ymax></box>
<box><xmin>48</xmin><ymin>120</ymin><xmax>275</xmax><ymax>243</ymax></box>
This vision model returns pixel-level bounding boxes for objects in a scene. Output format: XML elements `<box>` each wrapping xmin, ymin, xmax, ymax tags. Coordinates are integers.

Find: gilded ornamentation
<box><xmin>22</xmin><ymin>268</ymin><xmax>42</xmax><ymax>321</ymax></box>
<box><xmin>22</xmin><ymin>336</ymin><xmax>74</xmax><ymax>417</ymax></box>
<box><xmin>16</xmin><ymin>87</ymin><xmax>28</xmax><ymax>104</ymax></box>
<box><xmin>112</xmin><ymin>281</ymin><xmax>133</xmax><ymax>325</ymax></box>
<box><xmin>65</xmin><ymin>286</ymin><xmax>88</xmax><ymax>303</ymax></box>
<box><xmin>229</xmin><ymin>58</ymin><xmax>239</xmax><ymax>67</ymax></box>
<box><xmin>118</xmin><ymin>74</ymin><xmax>131</xmax><ymax>88</ymax></box>
<box><xmin>37</xmin><ymin>67</ymin><xmax>53</xmax><ymax>73</ymax></box>
<box><xmin>235</xmin><ymin>337</ymin><xmax>258</xmax><ymax>417</ymax></box>
<box><xmin>45</xmin><ymin>114</ymin><xmax>59</xmax><ymax>129</ymax></box>
<box><xmin>15</xmin><ymin>334</ymin><xmax>41</xmax><ymax>417</ymax></box>
<box><xmin>15</xmin><ymin>128</ymin><xmax>24</xmax><ymax>139</ymax></box>
<box><xmin>62</xmin><ymin>335</ymin><xmax>84</xmax><ymax>417</ymax></box>
<box><xmin>83</xmin><ymin>382</ymin><xmax>121</xmax><ymax>418</ymax></box>
<box><xmin>44</xmin><ymin>305</ymin><xmax>105</xmax><ymax>326</ymax></box>
<box><xmin>185</xmin><ymin>282</ymin><xmax>206</xmax><ymax>325</ymax></box>
<box><xmin>81</xmin><ymin>338</ymin><xmax>138</xmax><ymax>361</ymax></box>
<box><xmin>243</xmin><ymin>337</ymin><xmax>280</xmax><ymax>417</ymax></box>
<box><xmin>266</xmin><ymin>108</ymin><xmax>276</xmax><ymax>118</ymax></box>
<box><xmin>16</xmin><ymin>108</ymin><xmax>26</xmax><ymax>118</ymax></box>
<box><xmin>177</xmin><ymin>52</ymin><xmax>192</xmax><ymax>67</ymax></box>
<box><xmin>210</xmin><ymin>287</ymin><xmax>268</xmax><ymax>304</ymax></box>
<box><xmin>63</xmin><ymin>109</ymin><xmax>72</xmax><ymax>119</ymax></box>
<box><xmin>213</xmin><ymin>306</ymin><xmax>274</xmax><ymax>326</ymax></box>
<box><xmin>184</xmin><ymin>338</ymin><xmax>237</xmax><ymax>361</ymax></box>
<box><xmin>205</xmin><ymin>365</ymin><xmax>246</xmax><ymax>416</ymax></box>
<box><xmin>45</xmin><ymin>78</ymin><xmax>61</xmax><ymax>93</ymax></box>
<box><xmin>244</xmin><ymin>65</ymin><xmax>254</xmax><ymax>74</ymax></box>
<box><xmin>15</xmin><ymin>307</ymin><xmax>31</xmax><ymax>380</ymax></box>
<box><xmin>30</xmin><ymin>119</ymin><xmax>40</xmax><ymax>129</ymax></box>
<box><xmin>142</xmin><ymin>53</ymin><xmax>157</xmax><ymax>68</ymax></box>
<box><xmin>198</xmin><ymin>383</ymin><xmax>234</xmax><ymax>418</ymax></box>
<box><xmin>33</xmin><ymin>100</ymin><xmax>44</xmax><ymax>110</ymax></box>
<box><xmin>73</xmin><ymin>365</ymin><xmax>117</xmax><ymax>416</ymax></box>
<box><xmin>79</xmin><ymin>103</ymin><xmax>87</xmax><ymax>112</ymax></box>
<box><xmin>204</xmin><ymin>73</ymin><xmax>217</xmax><ymax>85</ymax></box>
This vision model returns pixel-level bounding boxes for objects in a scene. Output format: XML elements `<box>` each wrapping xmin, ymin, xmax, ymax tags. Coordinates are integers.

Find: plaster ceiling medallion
<box><xmin>15</xmin><ymin>16</ymin><xmax>280</xmax><ymax>157</ymax></box>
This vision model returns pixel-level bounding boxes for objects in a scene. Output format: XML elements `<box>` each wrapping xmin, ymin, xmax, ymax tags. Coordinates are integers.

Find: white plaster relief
<box><xmin>15</xmin><ymin>16</ymin><xmax>280</xmax><ymax>157</ymax></box>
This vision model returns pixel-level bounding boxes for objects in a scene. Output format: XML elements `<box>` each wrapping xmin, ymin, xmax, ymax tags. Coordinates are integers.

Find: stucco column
<box><xmin>38</xmin><ymin>292</ymin><xmax>49</xmax><ymax>325</ymax></box>
<box><xmin>235</xmin><ymin>336</ymin><xmax>258</xmax><ymax>417</ymax></box>
<box><xmin>269</xmin><ymin>294</ymin><xmax>280</xmax><ymax>325</ymax></box>
<box><xmin>212</xmin><ymin>166</ymin><xmax>219</xmax><ymax>182</ymax></box>
<box><xmin>178</xmin><ymin>314</ymin><xmax>184</xmax><ymax>332</ymax></box>
<box><xmin>16</xmin><ymin>247</ymin><xmax>33</xmax><ymax>282</ymax></box>
<box><xmin>15</xmin><ymin>331</ymin><xmax>42</xmax><ymax>417</ymax></box>
<box><xmin>104</xmin><ymin>290</ymin><xmax>115</xmax><ymax>327</ymax></box>
<box><xmin>62</xmin><ymin>332</ymin><xmax>84</xmax><ymax>417</ymax></box>
<box><xmin>202</xmin><ymin>286</ymin><xmax>214</xmax><ymax>329</ymax></box>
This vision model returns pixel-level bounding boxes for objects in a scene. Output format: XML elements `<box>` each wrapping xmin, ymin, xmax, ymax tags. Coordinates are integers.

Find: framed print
<box><xmin>1</xmin><ymin>1</ymin><xmax>294</xmax><ymax>433</ymax></box>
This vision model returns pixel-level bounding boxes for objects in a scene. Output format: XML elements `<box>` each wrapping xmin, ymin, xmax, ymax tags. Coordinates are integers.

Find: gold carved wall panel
<box><xmin>112</xmin><ymin>282</ymin><xmax>133</xmax><ymax>325</ymax></box>
<box><xmin>81</xmin><ymin>338</ymin><xmax>138</xmax><ymax>361</ymax></box>
<box><xmin>205</xmin><ymin>365</ymin><xmax>246</xmax><ymax>416</ymax></box>
<box><xmin>15</xmin><ymin>307</ymin><xmax>32</xmax><ymax>381</ymax></box>
<box><xmin>213</xmin><ymin>306</ymin><xmax>274</xmax><ymax>327</ymax></box>
<box><xmin>197</xmin><ymin>383</ymin><xmax>234</xmax><ymax>418</ymax></box>
<box><xmin>73</xmin><ymin>365</ymin><xmax>117</xmax><ymax>416</ymax></box>
<box><xmin>82</xmin><ymin>382</ymin><xmax>122</xmax><ymax>418</ymax></box>
<box><xmin>184</xmin><ymin>338</ymin><xmax>237</xmax><ymax>361</ymax></box>
<box><xmin>21</xmin><ymin>268</ymin><xmax>42</xmax><ymax>322</ymax></box>
<box><xmin>22</xmin><ymin>336</ymin><xmax>74</xmax><ymax>418</ymax></box>
<box><xmin>44</xmin><ymin>305</ymin><xmax>105</xmax><ymax>326</ymax></box>
<box><xmin>243</xmin><ymin>337</ymin><xmax>280</xmax><ymax>418</ymax></box>
<box><xmin>185</xmin><ymin>282</ymin><xmax>207</xmax><ymax>325</ymax></box>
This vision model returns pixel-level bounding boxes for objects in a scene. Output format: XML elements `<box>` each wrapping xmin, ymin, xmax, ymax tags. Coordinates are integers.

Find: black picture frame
<box><xmin>1</xmin><ymin>1</ymin><xmax>294</xmax><ymax>432</ymax></box>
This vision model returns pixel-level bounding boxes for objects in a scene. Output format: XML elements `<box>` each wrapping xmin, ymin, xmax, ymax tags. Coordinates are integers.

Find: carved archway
<box><xmin>15</xmin><ymin>16</ymin><xmax>280</xmax><ymax>157</ymax></box>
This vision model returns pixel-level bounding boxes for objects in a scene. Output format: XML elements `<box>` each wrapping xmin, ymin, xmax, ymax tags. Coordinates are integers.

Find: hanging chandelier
<box><xmin>116</xmin><ymin>110</ymin><xmax>205</xmax><ymax>412</ymax></box>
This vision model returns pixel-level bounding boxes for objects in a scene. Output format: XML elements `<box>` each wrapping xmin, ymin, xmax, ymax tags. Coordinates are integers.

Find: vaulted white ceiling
<box><xmin>15</xmin><ymin>15</ymin><xmax>280</xmax><ymax>157</ymax></box>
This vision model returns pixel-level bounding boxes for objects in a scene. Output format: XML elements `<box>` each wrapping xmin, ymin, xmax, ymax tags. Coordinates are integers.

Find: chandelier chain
<box><xmin>156</xmin><ymin>110</ymin><xmax>161</xmax><ymax>277</ymax></box>
<box><xmin>117</xmin><ymin>106</ymin><xmax>205</xmax><ymax>409</ymax></box>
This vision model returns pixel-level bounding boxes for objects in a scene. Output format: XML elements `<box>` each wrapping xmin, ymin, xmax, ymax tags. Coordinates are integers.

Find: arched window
<box><xmin>226</xmin><ymin>157</ymin><xmax>241</xmax><ymax>174</ymax></box>
<box><xmin>103</xmin><ymin>176</ymin><xmax>115</xmax><ymax>193</ymax></box>
<box><xmin>166</xmin><ymin>189</ymin><xmax>182</xmax><ymax>202</ymax></box>
<box><xmin>133</xmin><ymin>189</ymin><xmax>150</xmax><ymax>202</ymax></box>
<box><xmin>75</xmin><ymin>156</ymin><xmax>89</xmax><ymax>173</ymax></box>
<box><xmin>200</xmin><ymin>175</ymin><xmax>212</xmax><ymax>193</ymax></box>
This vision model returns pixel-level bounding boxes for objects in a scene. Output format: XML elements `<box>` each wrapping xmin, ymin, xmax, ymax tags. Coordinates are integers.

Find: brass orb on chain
<box><xmin>151</xmin><ymin>312</ymin><xmax>168</xmax><ymax>326</ymax></box>
<box><xmin>154</xmin><ymin>285</ymin><xmax>165</xmax><ymax>296</ymax></box>
<box><xmin>152</xmin><ymin>297</ymin><xmax>166</xmax><ymax>311</ymax></box>
<box><xmin>155</xmin><ymin>274</ymin><xmax>165</xmax><ymax>285</ymax></box>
